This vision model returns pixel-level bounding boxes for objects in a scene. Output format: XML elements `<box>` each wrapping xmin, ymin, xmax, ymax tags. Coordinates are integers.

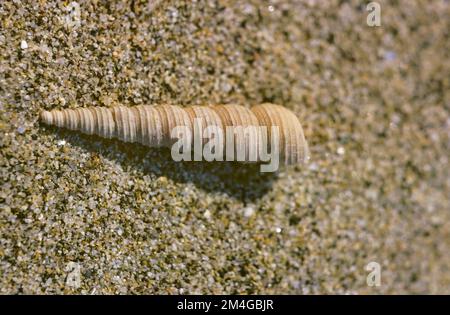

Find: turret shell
<box><xmin>40</xmin><ymin>104</ymin><xmax>309</xmax><ymax>165</ymax></box>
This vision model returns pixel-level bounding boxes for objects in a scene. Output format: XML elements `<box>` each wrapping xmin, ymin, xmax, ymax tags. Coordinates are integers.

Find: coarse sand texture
<box><xmin>1</xmin><ymin>1</ymin><xmax>449</xmax><ymax>294</ymax></box>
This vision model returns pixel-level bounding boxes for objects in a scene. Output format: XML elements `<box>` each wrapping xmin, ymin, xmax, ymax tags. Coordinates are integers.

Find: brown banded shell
<box><xmin>212</xmin><ymin>105</ymin><xmax>261</xmax><ymax>161</ymax></box>
<box><xmin>251</xmin><ymin>103</ymin><xmax>309</xmax><ymax>164</ymax></box>
<box><xmin>40</xmin><ymin>104</ymin><xmax>309</xmax><ymax>165</ymax></box>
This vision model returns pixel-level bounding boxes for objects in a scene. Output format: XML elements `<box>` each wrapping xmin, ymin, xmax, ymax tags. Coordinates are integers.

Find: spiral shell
<box><xmin>40</xmin><ymin>104</ymin><xmax>309</xmax><ymax>164</ymax></box>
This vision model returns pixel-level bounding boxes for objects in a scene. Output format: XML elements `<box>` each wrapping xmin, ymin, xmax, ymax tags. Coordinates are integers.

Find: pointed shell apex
<box><xmin>40</xmin><ymin>111</ymin><xmax>53</xmax><ymax>125</ymax></box>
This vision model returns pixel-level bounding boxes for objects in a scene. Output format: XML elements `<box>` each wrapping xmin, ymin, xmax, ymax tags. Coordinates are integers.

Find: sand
<box><xmin>0</xmin><ymin>0</ymin><xmax>449</xmax><ymax>294</ymax></box>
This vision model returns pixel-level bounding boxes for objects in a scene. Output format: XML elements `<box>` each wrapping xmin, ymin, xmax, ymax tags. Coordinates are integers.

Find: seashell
<box><xmin>40</xmin><ymin>104</ymin><xmax>309</xmax><ymax>165</ymax></box>
<box><xmin>251</xmin><ymin>104</ymin><xmax>309</xmax><ymax>165</ymax></box>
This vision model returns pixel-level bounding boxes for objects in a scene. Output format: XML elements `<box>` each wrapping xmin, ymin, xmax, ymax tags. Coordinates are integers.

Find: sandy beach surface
<box><xmin>1</xmin><ymin>0</ymin><xmax>449</xmax><ymax>294</ymax></box>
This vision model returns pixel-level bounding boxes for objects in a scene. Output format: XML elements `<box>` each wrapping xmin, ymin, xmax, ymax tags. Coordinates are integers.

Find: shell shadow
<box><xmin>41</xmin><ymin>125</ymin><xmax>278</xmax><ymax>203</ymax></box>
